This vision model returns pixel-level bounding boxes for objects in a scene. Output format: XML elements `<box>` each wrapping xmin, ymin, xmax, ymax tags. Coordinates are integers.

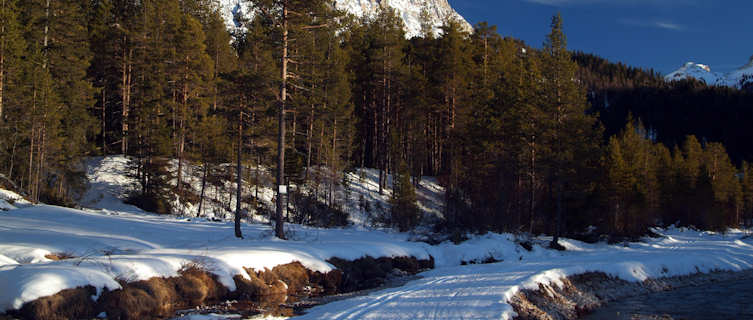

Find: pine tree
<box><xmin>0</xmin><ymin>0</ymin><xmax>24</xmax><ymax>122</ymax></box>
<box><xmin>702</xmin><ymin>142</ymin><xmax>741</xmax><ymax>229</ymax></box>
<box><xmin>390</xmin><ymin>159</ymin><xmax>419</xmax><ymax>231</ymax></box>
<box><xmin>606</xmin><ymin>118</ymin><xmax>659</xmax><ymax>236</ymax></box>
<box><xmin>742</xmin><ymin>161</ymin><xmax>753</xmax><ymax>227</ymax></box>
<box><xmin>16</xmin><ymin>0</ymin><xmax>96</xmax><ymax>204</ymax></box>
<box><xmin>502</xmin><ymin>45</ymin><xmax>546</xmax><ymax>234</ymax></box>
<box><xmin>173</xmin><ymin>11</ymin><xmax>213</xmax><ymax>203</ymax></box>
<box><xmin>540</xmin><ymin>14</ymin><xmax>599</xmax><ymax>247</ymax></box>
<box><xmin>248</xmin><ymin>0</ymin><xmax>339</xmax><ymax>238</ymax></box>
<box><xmin>678</xmin><ymin>135</ymin><xmax>705</xmax><ymax>226</ymax></box>
<box><xmin>0</xmin><ymin>0</ymin><xmax>26</xmax><ymax>181</ymax></box>
<box><xmin>436</xmin><ymin>17</ymin><xmax>472</xmax><ymax>199</ymax></box>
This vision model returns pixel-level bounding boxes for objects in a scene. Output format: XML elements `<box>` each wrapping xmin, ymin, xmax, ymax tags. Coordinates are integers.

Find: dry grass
<box><xmin>13</xmin><ymin>285</ymin><xmax>97</xmax><ymax>320</ymax></box>
<box><xmin>44</xmin><ymin>252</ymin><xmax>76</xmax><ymax>261</ymax></box>
<box><xmin>100</xmin><ymin>266</ymin><xmax>229</xmax><ymax>320</ymax></box>
<box><xmin>7</xmin><ymin>257</ymin><xmax>431</xmax><ymax>319</ymax></box>
<box><xmin>272</xmin><ymin>261</ymin><xmax>310</xmax><ymax>294</ymax></box>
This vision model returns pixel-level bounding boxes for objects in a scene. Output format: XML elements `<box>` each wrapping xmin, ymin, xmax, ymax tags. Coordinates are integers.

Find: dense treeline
<box><xmin>1</xmin><ymin>0</ymin><xmax>752</xmax><ymax>241</ymax></box>
<box><xmin>575</xmin><ymin>52</ymin><xmax>753</xmax><ymax>164</ymax></box>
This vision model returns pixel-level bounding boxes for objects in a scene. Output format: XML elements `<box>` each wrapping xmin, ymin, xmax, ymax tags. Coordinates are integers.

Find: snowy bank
<box><xmin>0</xmin><ymin>205</ymin><xmax>431</xmax><ymax>312</ymax></box>
<box><xmin>296</xmin><ymin>229</ymin><xmax>753</xmax><ymax>320</ymax></box>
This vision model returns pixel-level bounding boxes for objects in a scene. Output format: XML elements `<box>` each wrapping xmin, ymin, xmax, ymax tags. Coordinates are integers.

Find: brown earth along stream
<box><xmin>1</xmin><ymin>255</ymin><xmax>433</xmax><ymax>320</ymax></box>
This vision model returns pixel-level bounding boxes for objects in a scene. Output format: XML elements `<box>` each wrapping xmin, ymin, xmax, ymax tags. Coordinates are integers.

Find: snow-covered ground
<box><xmin>299</xmin><ymin>229</ymin><xmax>753</xmax><ymax>319</ymax></box>
<box><xmin>80</xmin><ymin>156</ymin><xmax>445</xmax><ymax>228</ymax></box>
<box><xmin>3</xmin><ymin>193</ymin><xmax>753</xmax><ymax>319</ymax></box>
<box><xmin>3</xmin><ymin>156</ymin><xmax>753</xmax><ymax>319</ymax></box>
<box><xmin>0</xmin><ymin>204</ymin><xmax>430</xmax><ymax>312</ymax></box>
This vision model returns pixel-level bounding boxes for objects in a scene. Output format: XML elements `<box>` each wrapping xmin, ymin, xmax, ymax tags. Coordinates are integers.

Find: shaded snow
<box><xmin>80</xmin><ymin>156</ymin><xmax>143</xmax><ymax>214</ymax></box>
<box><xmin>80</xmin><ymin>156</ymin><xmax>444</xmax><ymax>228</ymax></box>
<box><xmin>3</xmin><ymin>200</ymin><xmax>753</xmax><ymax>319</ymax></box>
<box><xmin>666</xmin><ymin>58</ymin><xmax>753</xmax><ymax>88</ymax></box>
<box><xmin>4</xmin><ymin>157</ymin><xmax>753</xmax><ymax>318</ymax></box>
<box><xmin>0</xmin><ymin>188</ymin><xmax>30</xmax><ymax>211</ymax></box>
<box><xmin>0</xmin><ymin>205</ymin><xmax>430</xmax><ymax>312</ymax></box>
<box><xmin>297</xmin><ymin>229</ymin><xmax>753</xmax><ymax>320</ymax></box>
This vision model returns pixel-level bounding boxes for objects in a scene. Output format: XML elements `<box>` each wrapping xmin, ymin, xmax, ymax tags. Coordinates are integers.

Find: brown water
<box><xmin>582</xmin><ymin>277</ymin><xmax>753</xmax><ymax>320</ymax></box>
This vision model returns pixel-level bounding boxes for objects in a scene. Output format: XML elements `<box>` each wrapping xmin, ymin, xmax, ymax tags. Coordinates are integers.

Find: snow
<box><xmin>341</xmin><ymin>168</ymin><xmax>444</xmax><ymax>227</ymax></box>
<box><xmin>297</xmin><ymin>229</ymin><xmax>753</xmax><ymax>320</ymax></box>
<box><xmin>4</xmin><ymin>156</ymin><xmax>753</xmax><ymax>318</ymax></box>
<box><xmin>0</xmin><ymin>205</ymin><xmax>430</xmax><ymax>312</ymax></box>
<box><xmin>666</xmin><ymin>57</ymin><xmax>753</xmax><ymax>88</ymax></box>
<box><xmin>80</xmin><ymin>156</ymin><xmax>144</xmax><ymax>214</ymax></box>
<box><xmin>218</xmin><ymin>0</ymin><xmax>472</xmax><ymax>38</ymax></box>
<box><xmin>173</xmin><ymin>313</ymin><xmax>243</xmax><ymax>320</ymax></box>
<box><xmin>665</xmin><ymin>62</ymin><xmax>725</xmax><ymax>85</ymax></box>
<box><xmin>80</xmin><ymin>156</ymin><xmax>444</xmax><ymax>228</ymax></box>
<box><xmin>0</xmin><ymin>187</ymin><xmax>30</xmax><ymax>211</ymax></box>
<box><xmin>333</xmin><ymin>0</ymin><xmax>472</xmax><ymax>37</ymax></box>
<box><xmin>4</xmin><ymin>197</ymin><xmax>753</xmax><ymax>319</ymax></box>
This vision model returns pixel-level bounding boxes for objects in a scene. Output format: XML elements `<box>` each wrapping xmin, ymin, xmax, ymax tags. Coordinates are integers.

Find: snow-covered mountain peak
<box><xmin>665</xmin><ymin>58</ymin><xmax>753</xmax><ymax>88</ymax></box>
<box><xmin>335</xmin><ymin>0</ymin><xmax>472</xmax><ymax>37</ymax></box>
<box><xmin>665</xmin><ymin>62</ymin><xmax>721</xmax><ymax>85</ymax></box>
<box><xmin>219</xmin><ymin>0</ymin><xmax>472</xmax><ymax>38</ymax></box>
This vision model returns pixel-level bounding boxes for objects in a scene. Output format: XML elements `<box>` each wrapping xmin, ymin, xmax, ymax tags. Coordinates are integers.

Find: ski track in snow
<box><xmin>297</xmin><ymin>230</ymin><xmax>753</xmax><ymax>320</ymax></box>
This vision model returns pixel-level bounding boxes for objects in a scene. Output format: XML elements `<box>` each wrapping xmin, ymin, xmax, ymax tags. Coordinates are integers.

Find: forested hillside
<box><xmin>1</xmin><ymin>0</ymin><xmax>753</xmax><ymax>243</ymax></box>
<box><xmin>575</xmin><ymin>52</ymin><xmax>753</xmax><ymax>165</ymax></box>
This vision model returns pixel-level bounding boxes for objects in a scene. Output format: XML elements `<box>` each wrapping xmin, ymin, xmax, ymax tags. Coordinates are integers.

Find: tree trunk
<box><xmin>529</xmin><ymin>136</ymin><xmax>536</xmax><ymax>235</ymax></box>
<box><xmin>198</xmin><ymin>160</ymin><xmax>208</xmax><ymax>217</ymax></box>
<box><xmin>235</xmin><ymin>106</ymin><xmax>244</xmax><ymax>238</ymax></box>
<box><xmin>0</xmin><ymin>26</ymin><xmax>4</xmax><ymax>121</ymax></box>
<box><xmin>552</xmin><ymin>182</ymin><xmax>563</xmax><ymax>248</ymax></box>
<box><xmin>330</xmin><ymin>118</ymin><xmax>336</xmax><ymax>207</ymax></box>
<box><xmin>8</xmin><ymin>130</ymin><xmax>17</xmax><ymax>178</ymax></box>
<box><xmin>305</xmin><ymin>102</ymin><xmax>314</xmax><ymax>180</ymax></box>
<box><xmin>101</xmin><ymin>87</ymin><xmax>106</xmax><ymax>154</ymax></box>
<box><xmin>176</xmin><ymin>62</ymin><xmax>188</xmax><ymax>199</ymax></box>
<box><xmin>121</xmin><ymin>43</ymin><xmax>132</xmax><ymax>155</ymax></box>
<box><xmin>305</xmin><ymin>35</ymin><xmax>316</xmax><ymax>181</ymax></box>
<box><xmin>275</xmin><ymin>2</ymin><xmax>288</xmax><ymax>240</ymax></box>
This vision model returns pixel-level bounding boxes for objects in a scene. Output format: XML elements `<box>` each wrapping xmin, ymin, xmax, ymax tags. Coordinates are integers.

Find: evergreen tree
<box><xmin>0</xmin><ymin>0</ymin><xmax>24</xmax><ymax>122</ymax></box>
<box><xmin>390</xmin><ymin>159</ymin><xmax>419</xmax><ymax>231</ymax></box>
<box><xmin>173</xmin><ymin>11</ymin><xmax>213</xmax><ymax>202</ymax></box>
<box><xmin>742</xmin><ymin>161</ymin><xmax>753</xmax><ymax>226</ymax></box>
<box><xmin>16</xmin><ymin>0</ymin><xmax>96</xmax><ymax>204</ymax></box>
<box><xmin>677</xmin><ymin>135</ymin><xmax>705</xmax><ymax>226</ymax></box>
<box><xmin>702</xmin><ymin>142</ymin><xmax>741</xmax><ymax>229</ymax></box>
<box><xmin>0</xmin><ymin>0</ymin><xmax>26</xmax><ymax>182</ymax></box>
<box><xmin>540</xmin><ymin>14</ymin><xmax>600</xmax><ymax>247</ymax></box>
<box><xmin>606</xmin><ymin>119</ymin><xmax>659</xmax><ymax>236</ymax></box>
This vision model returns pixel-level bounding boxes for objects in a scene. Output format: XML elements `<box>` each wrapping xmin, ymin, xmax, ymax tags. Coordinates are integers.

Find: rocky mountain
<box><xmin>219</xmin><ymin>0</ymin><xmax>473</xmax><ymax>38</ymax></box>
<box><xmin>665</xmin><ymin>56</ymin><xmax>753</xmax><ymax>88</ymax></box>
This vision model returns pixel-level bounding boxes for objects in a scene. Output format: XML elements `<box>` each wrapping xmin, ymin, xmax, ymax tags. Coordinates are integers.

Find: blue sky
<box><xmin>449</xmin><ymin>0</ymin><xmax>753</xmax><ymax>74</ymax></box>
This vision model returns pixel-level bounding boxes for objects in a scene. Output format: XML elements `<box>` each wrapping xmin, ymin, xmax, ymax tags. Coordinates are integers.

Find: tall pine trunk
<box><xmin>235</xmin><ymin>107</ymin><xmax>243</xmax><ymax>238</ymax></box>
<box><xmin>121</xmin><ymin>44</ymin><xmax>132</xmax><ymax>155</ymax></box>
<box><xmin>198</xmin><ymin>160</ymin><xmax>208</xmax><ymax>217</ymax></box>
<box><xmin>529</xmin><ymin>135</ymin><xmax>536</xmax><ymax>235</ymax></box>
<box><xmin>274</xmin><ymin>1</ymin><xmax>288</xmax><ymax>240</ymax></box>
<box><xmin>176</xmin><ymin>61</ymin><xmax>188</xmax><ymax>199</ymax></box>
<box><xmin>0</xmin><ymin>26</ymin><xmax>4</xmax><ymax>121</ymax></box>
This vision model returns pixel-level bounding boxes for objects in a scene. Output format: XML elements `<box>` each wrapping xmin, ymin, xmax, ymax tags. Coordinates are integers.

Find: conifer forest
<box><xmin>2</xmin><ymin>0</ymin><xmax>753</xmax><ymax>243</ymax></box>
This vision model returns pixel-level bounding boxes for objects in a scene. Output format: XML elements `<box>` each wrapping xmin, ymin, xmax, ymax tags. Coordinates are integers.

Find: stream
<box><xmin>582</xmin><ymin>276</ymin><xmax>753</xmax><ymax>320</ymax></box>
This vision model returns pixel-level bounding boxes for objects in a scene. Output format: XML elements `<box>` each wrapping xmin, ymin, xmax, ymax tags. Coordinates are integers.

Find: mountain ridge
<box><xmin>665</xmin><ymin>57</ymin><xmax>753</xmax><ymax>88</ymax></box>
<box><xmin>219</xmin><ymin>0</ymin><xmax>473</xmax><ymax>38</ymax></box>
